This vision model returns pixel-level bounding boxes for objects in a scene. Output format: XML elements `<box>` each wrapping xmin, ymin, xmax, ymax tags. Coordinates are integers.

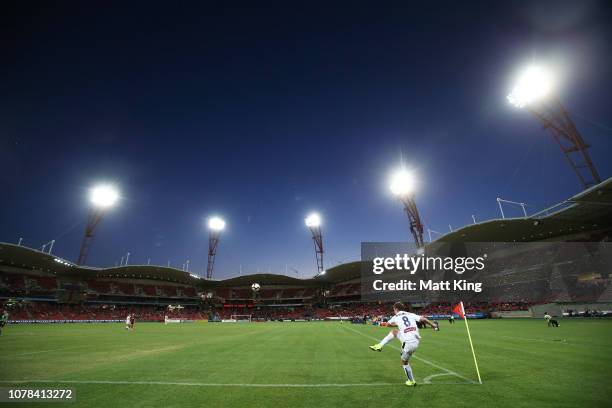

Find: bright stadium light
<box><xmin>305</xmin><ymin>212</ymin><xmax>324</xmax><ymax>275</ymax></box>
<box><xmin>90</xmin><ymin>184</ymin><xmax>119</xmax><ymax>208</ymax></box>
<box><xmin>507</xmin><ymin>65</ymin><xmax>555</xmax><ymax>108</ymax></box>
<box><xmin>304</xmin><ymin>213</ymin><xmax>321</xmax><ymax>228</ymax></box>
<box><xmin>505</xmin><ymin>61</ymin><xmax>601</xmax><ymax>189</ymax></box>
<box><xmin>77</xmin><ymin>183</ymin><xmax>120</xmax><ymax>265</ymax></box>
<box><xmin>389</xmin><ymin>167</ymin><xmax>424</xmax><ymax>248</ymax></box>
<box><xmin>389</xmin><ymin>169</ymin><xmax>416</xmax><ymax>197</ymax></box>
<box><xmin>208</xmin><ymin>216</ymin><xmax>226</xmax><ymax>231</ymax></box>
<box><xmin>206</xmin><ymin>216</ymin><xmax>225</xmax><ymax>279</ymax></box>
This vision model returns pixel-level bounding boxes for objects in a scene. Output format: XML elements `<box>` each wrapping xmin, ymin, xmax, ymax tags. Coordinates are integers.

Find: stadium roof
<box><xmin>92</xmin><ymin>265</ymin><xmax>200</xmax><ymax>285</ymax></box>
<box><xmin>435</xmin><ymin>177</ymin><xmax>612</xmax><ymax>243</ymax></box>
<box><xmin>0</xmin><ymin>243</ymin><xmax>200</xmax><ymax>285</ymax></box>
<box><xmin>314</xmin><ymin>261</ymin><xmax>362</xmax><ymax>284</ymax></box>
<box><xmin>213</xmin><ymin>273</ymin><xmax>321</xmax><ymax>287</ymax></box>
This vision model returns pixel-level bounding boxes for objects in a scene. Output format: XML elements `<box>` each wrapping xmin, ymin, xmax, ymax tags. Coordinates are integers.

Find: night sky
<box><xmin>2</xmin><ymin>1</ymin><xmax>612</xmax><ymax>279</ymax></box>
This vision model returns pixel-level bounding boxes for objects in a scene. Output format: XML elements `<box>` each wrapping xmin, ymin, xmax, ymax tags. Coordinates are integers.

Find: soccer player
<box><xmin>0</xmin><ymin>309</ymin><xmax>9</xmax><ymax>336</ymax></box>
<box><xmin>130</xmin><ymin>314</ymin><xmax>135</xmax><ymax>330</ymax></box>
<box><xmin>369</xmin><ymin>302</ymin><xmax>439</xmax><ymax>387</ymax></box>
<box><xmin>125</xmin><ymin>314</ymin><xmax>131</xmax><ymax>330</ymax></box>
<box><xmin>448</xmin><ymin>314</ymin><xmax>455</xmax><ymax>324</ymax></box>
<box><xmin>544</xmin><ymin>312</ymin><xmax>559</xmax><ymax>327</ymax></box>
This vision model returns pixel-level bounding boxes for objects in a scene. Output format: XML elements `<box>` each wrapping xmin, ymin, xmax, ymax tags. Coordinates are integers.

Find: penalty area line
<box><xmin>341</xmin><ymin>325</ymin><xmax>478</xmax><ymax>385</ymax></box>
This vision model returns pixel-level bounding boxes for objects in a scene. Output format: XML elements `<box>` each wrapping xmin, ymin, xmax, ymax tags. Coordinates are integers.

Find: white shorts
<box><xmin>400</xmin><ymin>340</ymin><xmax>419</xmax><ymax>361</ymax></box>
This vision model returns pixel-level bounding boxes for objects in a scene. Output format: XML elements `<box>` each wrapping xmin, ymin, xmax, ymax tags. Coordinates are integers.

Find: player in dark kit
<box><xmin>0</xmin><ymin>310</ymin><xmax>9</xmax><ymax>336</ymax></box>
<box><xmin>130</xmin><ymin>315</ymin><xmax>135</xmax><ymax>330</ymax></box>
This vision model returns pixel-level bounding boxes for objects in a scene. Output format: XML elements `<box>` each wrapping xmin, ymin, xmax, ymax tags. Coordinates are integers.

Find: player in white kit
<box><xmin>369</xmin><ymin>302</ymin><xmax>439</xmax><ymax>387</ymax></box>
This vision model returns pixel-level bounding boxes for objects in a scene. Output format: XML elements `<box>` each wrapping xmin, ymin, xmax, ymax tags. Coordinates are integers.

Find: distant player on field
<box><xmin>369</xmin><ymin>302</ymin><xmax>439</xmax><ymax>387</ymax></box>
<box><xmin>0</xmin><ymin>310</ymin><xmax>9</xmax><ymax>336</ymax></box>
<box><xmin>125</xmin><ymin>314</ymin><xmax>131</xmax><ymax>330</ymax></box>
<box><xmin>130</xmin><ymin>314</ymin><xmax>135</xmax><ymax>330</ymax></box>
<box><xmin>544</xmin><ymin>312</ymin><xmax>559</xmax><ymax>327</ymax></box>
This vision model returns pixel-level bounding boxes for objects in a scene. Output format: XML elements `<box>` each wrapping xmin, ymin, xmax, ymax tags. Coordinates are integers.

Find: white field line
<box><xmin>0</xmin><ymin>380</ymin><xmax>469</xmax><ymax>387</ymax></box>
<box><xmin>422</xmin><ymin>372</ymin><xmax>455</xmax><ymax>384</ymax></box>
<box><xmin>0</xmin><ymin>345</ymin><xmax>90</xmax><ymax>358</ymax></box>
<box><xmin>342</xmin><ymin>325</ymin><xmax>477</xmax><ymax>385</ymax></box>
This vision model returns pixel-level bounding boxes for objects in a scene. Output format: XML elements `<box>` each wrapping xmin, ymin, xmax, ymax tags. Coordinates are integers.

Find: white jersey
<box><xmin>389</xmin><ymin>311</ymin><xmax>422</xmax><ymax>343</ymax></box>
<box><xmin>125</xmin><ymin>316</ymin><xmax>131</xmax><ymax>324</ymax></box>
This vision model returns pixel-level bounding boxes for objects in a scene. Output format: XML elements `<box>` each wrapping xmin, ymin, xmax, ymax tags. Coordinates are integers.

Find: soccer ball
<box><xmin>251</xmin><ymin>283</ymin><xmax>261</xmax><ymax>292</ymax></box>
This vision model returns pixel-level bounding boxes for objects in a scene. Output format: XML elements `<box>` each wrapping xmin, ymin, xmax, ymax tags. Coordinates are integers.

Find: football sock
<box><xmin>379</xmin><ymin>332</ymin><xmax>395</xmax><ymax>346</ymax></box>
<box><xmin>403</xmin><ymin>364</ymin><xmax>414</xmax><ymax>381</ymax></box>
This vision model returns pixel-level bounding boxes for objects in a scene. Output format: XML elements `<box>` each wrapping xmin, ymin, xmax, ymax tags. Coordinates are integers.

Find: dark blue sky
<box><xmin>2</xmin><ymin>1</ymin><xmax>611</xmax><ymax>279</ymax></box>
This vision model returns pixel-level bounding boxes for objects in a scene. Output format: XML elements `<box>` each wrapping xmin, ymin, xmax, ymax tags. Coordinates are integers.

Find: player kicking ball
<box><xmin>369</xmin><ymin>302</ymin><xmax>439</xmax><ymax>387</ymax></box>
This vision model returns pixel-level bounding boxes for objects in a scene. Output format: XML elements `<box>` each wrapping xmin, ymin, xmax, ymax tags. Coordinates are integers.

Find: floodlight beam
<box><xmin>305</xmin><ymin>214</ymin><xmax>324</xmax><ymax>275</ymax></box>
<box><xmin>389</xmin><ymin>169</ymin><xmax>424</xmax><ymax>248</ymax></box>
<box><xmin>77</xmin><ymin>184</ymin><xmax>119</xmax><ymax>265</ymax></box>
<box><xmin>206</xmin><ymin>218</ymin><xmax>224</xmax><ymax>279</ymax></box>
<box><xmin>77</xmin><ymin>208</ymin><xmax>105</xmax><ymax>265</ymax></box>
<box><xmin>399</xmin><ymin>196</ymin><xmax>425</xmax><ymax>248</ymax></box>
<box><xmin>527</xmin><ymin>101</ymin><xmax>600</xmax><ymax>188</ymax></box>
<box><xmin>508</xmin><ymin>65</ymin><xmax>601</xmax><ymax>189</ymax></box>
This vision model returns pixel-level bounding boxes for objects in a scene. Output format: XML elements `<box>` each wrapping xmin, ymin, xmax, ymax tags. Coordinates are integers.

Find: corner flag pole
<box><xmin>461</xmin><ymin>301</ymin><xmax>482</xmax><ymax>384</ymax></box>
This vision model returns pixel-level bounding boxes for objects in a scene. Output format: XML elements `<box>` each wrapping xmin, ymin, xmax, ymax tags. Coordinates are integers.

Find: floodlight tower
<box><xmin>77</xmin><ymin>184</ymin><xmax>119</xmax><ymax>265</ymax></box>
<box><xmin>507</xmin><ymin>65</ymin><xmax>601</xmax><ymax>189</ymax></box>
<box><xmin>206</xmin><ymin>216</ymin><xmax>225</xmax><ymax>279</ymax></box>
<box><xmin>390</xmin><ymin>169</ymin><xmax>425</xmax><ymax>248</ymax></box>
<box><xmin>305</xmin><ymin>213</ymin><xmax>324</xmax><ymax>275</ymax></box>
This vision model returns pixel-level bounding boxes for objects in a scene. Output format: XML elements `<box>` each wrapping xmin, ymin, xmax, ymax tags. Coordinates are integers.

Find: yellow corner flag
<box><xmin>453</xmin><ymin>301</ymin><xmax>482</xmax><ymax>384</ymax></box>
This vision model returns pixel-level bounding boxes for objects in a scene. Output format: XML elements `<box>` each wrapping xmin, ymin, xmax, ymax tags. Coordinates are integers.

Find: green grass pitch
<box><xmin>0</xmin><ymin>319</ymin><xmax>611</xmax><ymax>407</ymax></box>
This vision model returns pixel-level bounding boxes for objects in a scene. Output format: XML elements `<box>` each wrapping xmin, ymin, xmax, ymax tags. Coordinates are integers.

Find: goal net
<box><xmin>231</xmin><ymin>314</ymin><xmax>252</xmax><ymax>323</ymax></box>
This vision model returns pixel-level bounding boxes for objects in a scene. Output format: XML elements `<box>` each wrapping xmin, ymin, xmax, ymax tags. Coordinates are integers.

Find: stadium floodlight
<box><xmin>507</xmin><ymin>65</ymin><xmax>555</xmax><ymax>108</ymax></box>
<box><xmin>305</xmin><ymin>212</ymin><xmax>324</xmax><ymax>275</ymax></box>
<box><xmin>389</xmin><ymin>169</ymin><xmax>416</xmax><ymax>197</ymax></box>
<box><xmin>206</xmin><ymin>216</ymin><xmax>225</xmax><ymax>279</ymax></box>
<box><xmin>506</xmin><ymin>63</ymin><xmax>600</xmax><ymax>189</ymax></box>
<box><xmin>77</xmin><ymin>183</ymin><xmax>120</xmax><ymax>265</ymax></box>
<box><xmin>90</xmin><ymin>184</ymin><xmax>119</xmax><ymax>208</ymax></box>
<box><xmin>389</xmin><ymin>169</ymin><xmax>425</xmax><ymax>248</ymax></box>
<box><xmin>208</xmin><ymin>216</ymin><xmax>226</xmax><ymax>231</ymax></box>
<box><xmin>304</xmin><ymin>213</ymin><xmax>321</xmax><ymax>228</ymax></box>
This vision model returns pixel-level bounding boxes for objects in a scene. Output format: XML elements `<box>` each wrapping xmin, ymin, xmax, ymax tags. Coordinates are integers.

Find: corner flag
<box><xmin>452</xmin><ymin>302</ymin><xmax>465</xmax><ymax>319</ymax></box>
<box><xmin>453</xmin><ymin>301</ymin><xmax>482</xmax><ymax>384</ymax></box>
